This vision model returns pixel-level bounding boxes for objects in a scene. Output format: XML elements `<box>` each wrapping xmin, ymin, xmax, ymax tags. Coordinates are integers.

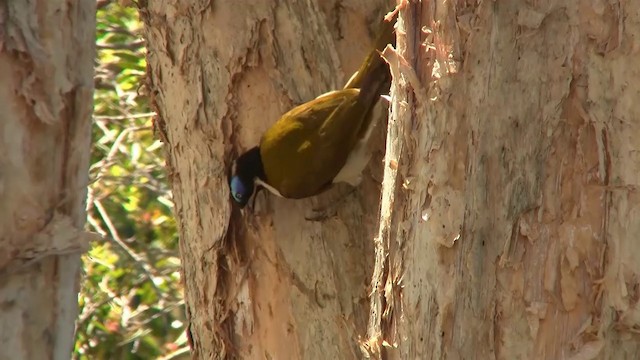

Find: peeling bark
<box><xmin>0</xmin><ymin>0</ymin><xmax>96</xmax><ymax>359</ymax></box>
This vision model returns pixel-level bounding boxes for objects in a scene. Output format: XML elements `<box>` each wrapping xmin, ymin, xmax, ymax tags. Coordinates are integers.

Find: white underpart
<box><xmin>256</xmin><ymin>178</ymin><xmax>284</xmax><ymax>197</ymax></box>
<box><xmin>333</xmin><ymin>100</ymin><xmax>384</xmax><ymax>186</ymax></box>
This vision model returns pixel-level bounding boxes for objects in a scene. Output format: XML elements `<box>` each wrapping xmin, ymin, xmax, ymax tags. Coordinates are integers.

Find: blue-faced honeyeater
<box><xmin>229</xmin><ymin>14</ymin><xmax>396</xmax><ymax>207</ymax></box>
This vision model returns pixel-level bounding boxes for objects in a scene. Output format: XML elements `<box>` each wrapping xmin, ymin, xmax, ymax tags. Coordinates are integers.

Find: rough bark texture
<box><xmin>141</xmin><ymin>0</ymin><xmax>391</xmax><ymax>359</ymax></box>
<box><xmin>0</xmin><ymin>1</ymin><xmax>96</xmax><ymax>359</ymax></box>
<box><xmin>367</xmin><ymin>1</ymin><xmax>640</xmax><ymax>359</ymax></box>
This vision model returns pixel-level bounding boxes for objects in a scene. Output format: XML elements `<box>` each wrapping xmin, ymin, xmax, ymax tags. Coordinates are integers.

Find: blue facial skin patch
<box><xmin>230</xmin><ymin>176</ymin><xmax>246</xmax><ymax>202</ymax></box>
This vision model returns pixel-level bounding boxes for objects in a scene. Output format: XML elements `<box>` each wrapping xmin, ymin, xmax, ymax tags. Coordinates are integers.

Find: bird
<box><xmin>229</xmin><ymin>13</ymin><xmax>396</xmax><ymax>208</ymax></box>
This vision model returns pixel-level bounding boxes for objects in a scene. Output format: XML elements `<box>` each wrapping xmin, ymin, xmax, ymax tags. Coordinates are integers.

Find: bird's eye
<box><xmin>230</xmin><ymin>176</ymin><xmax>250</xmax><ymax>204</ymax></box>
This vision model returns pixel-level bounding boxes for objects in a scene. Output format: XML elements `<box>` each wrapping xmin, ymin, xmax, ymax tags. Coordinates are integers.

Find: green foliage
<box><xmin>76</xmin><ymin>2</ymin><xmax>188</xmax><ymax>359</ymax></box>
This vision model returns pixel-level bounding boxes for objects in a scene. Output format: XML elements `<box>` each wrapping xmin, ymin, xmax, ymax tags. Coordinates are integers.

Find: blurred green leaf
<box><xmin>77</xmin><ymin>2</ymin><xmax>187</xmax><ymax>360</ymax></box>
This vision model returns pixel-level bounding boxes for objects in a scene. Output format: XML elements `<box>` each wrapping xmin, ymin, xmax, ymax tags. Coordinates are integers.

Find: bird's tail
<box><xmin>343</xmin><ymin>11</ymin><xmax>397</xmax><ymax>94</ymax></box>
<box><xmin>343</xmin><ymin>11</ymin><xmax>396</xmax><ymax>142</ymax></box>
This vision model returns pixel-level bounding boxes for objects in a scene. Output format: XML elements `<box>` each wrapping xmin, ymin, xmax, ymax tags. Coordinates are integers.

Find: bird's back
<box><xmin>260</xmin><ymin>89</ymin><xmax>363</xmax><ymax>198</ymax></box>
<box><xmin>259</xmin><ymin>14</ymin><xmax>396</xmax><ymax>199</ymax></box>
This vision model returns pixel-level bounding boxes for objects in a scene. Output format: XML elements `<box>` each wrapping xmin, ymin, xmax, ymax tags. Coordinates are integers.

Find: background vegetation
<box><xmin>75</xmin><ymin>2</ymin><xmax>188</xmax><ymax>359</ymax></box>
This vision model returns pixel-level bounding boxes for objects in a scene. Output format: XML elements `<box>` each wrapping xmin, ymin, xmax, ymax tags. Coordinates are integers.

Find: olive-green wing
<box><xmin>260</xmin><ymin>89</ymin><xmax>367</xmax><ymax>198</ymax></box>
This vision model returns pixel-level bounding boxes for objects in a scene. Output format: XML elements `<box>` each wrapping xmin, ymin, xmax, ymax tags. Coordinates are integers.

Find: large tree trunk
<box><xmin>142</xmin><ymin>0</ymin><xmax>640</xmax><ymax>359</ymax></box>
<box><xmin>367</xmin><ymin>1</ymin><xmax>640</xmax><ymax>359</ymax></box>
<box><xmin>0</xmin><ymin>1</ymin><xmax>96</xmax><ymax>359</ymax></box>
<box><xmin>141</xmin><ymin>0</ymin><xmax>390</xmax><ymax>358</ymax></box>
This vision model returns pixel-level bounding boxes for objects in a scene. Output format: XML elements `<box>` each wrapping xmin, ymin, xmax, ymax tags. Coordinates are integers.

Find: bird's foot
<box><xmin>247</xmin><ymin>187</ymin><xmax>271</xmax><ymax>216</ymax></box>
<box><xmin>304</xmin><ymin>187</ymin><xmax>358</xmax><ymax>221</ymax></box>
<box><xmin>305</xmin><ymin>207</ymin><xmax>338</xmax><ymax>222</ymax></box>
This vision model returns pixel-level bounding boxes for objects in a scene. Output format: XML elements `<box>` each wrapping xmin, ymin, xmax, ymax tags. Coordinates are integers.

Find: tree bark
<box><xmin>143</xmin><ymin>0</ymin><xmax>640</xmax><ymax>359</ymax></box>
<box><xmin>141</xmin><ymin>0</ymin><xmax>390</xmax><ymax>359</ymax></box>
<box><xmin>366</xmin><ymin>1</ymin><xmax>640</xmax><ymax>359</ymax></box>
<box><xmin>0</xmin><ymin>1</ymin><xmax>96</xmax><ymax>359</ymax></box>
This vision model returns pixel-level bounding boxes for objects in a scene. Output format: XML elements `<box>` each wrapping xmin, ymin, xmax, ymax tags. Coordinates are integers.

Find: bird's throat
<box><xmin>239</xmin><ymin>147</ymin><xmax>283</xmax><ymax>198</ymax></box>
<box><xmin>237</xmin><ymin>147</ymin><xmax>266</xmax><ymax>179</ymax></box>
<box><xmin>255</xmin><ymin>178</ymin><xmax>284</xmax><ymax>198</ymax></box>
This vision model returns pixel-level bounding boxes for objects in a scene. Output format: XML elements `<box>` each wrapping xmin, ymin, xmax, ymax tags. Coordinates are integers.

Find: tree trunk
<box><xmin>142</xmin><ymin>0</ymin><xmax>640</xmax><ymax>359</ymax></box>
<box><xmin>366</xmin><ymin>1</ymin><xmax>640</xmax><ymax>359</ymax></box>
<box><xmin>141</xmin><ymin>0</ymin><xmax>390</xmax><ymax>358</ymax></box>
<box><xmin>0</xmin><ymin>1</ymin><xmax>96</xmax><ymax>359</ymax></box>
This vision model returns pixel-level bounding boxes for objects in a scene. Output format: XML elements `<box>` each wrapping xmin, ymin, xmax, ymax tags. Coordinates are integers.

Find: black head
<box><xmin>229</xmin><ymin>147</ymin><xmax>264</xmax><ymax>208</ymax></box>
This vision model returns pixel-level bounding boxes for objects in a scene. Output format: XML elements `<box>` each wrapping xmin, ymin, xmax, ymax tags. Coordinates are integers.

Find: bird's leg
<box><xmin>248</xmin><ymin>186</ymin><xmax>270</xmax><ymax>214</ymax></box>
<box><xmin>249</xmin><ymin>187</ymin><xmax>261</xmax><ymax>210</ymax></box>
<box><xmin>305</xmin><ymin>186</ymin><xmax>358</xmax><ymax>221</ymax></box>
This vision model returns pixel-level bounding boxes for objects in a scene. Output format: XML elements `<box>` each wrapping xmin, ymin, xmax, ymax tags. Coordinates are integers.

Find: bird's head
<box><xmin>229</xmin><ymin>147</ymin><xmax>263</xmax><ymax>208</ymax></box>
